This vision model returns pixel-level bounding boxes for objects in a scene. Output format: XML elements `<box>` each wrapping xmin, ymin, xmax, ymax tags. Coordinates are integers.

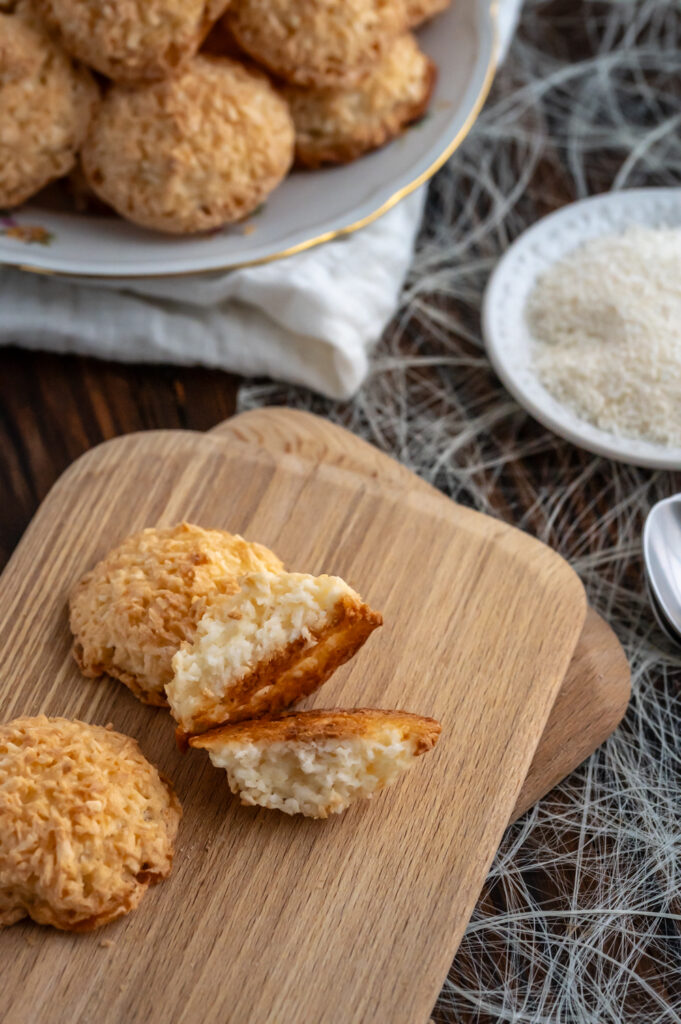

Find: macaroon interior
<box><xmin>167</xmin><ymin>571</ymin><xmax>380</xmax><ymax>734</ymax></box>
<box><xmin>203</xmin><ymin>726</ymin><xmax>421</xmax><ymax>818</ymax></box>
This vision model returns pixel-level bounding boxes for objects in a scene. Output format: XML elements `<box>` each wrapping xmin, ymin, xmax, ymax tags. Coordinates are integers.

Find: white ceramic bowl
<box><xmin>0</xmin><ymin>0</ymin><xmax>496</xmax><ymax>279</ymax></box>
<box><xmin>483</xmin><ymin>188</ymin><xmax>681</xmax><ymax>470</ymax></box>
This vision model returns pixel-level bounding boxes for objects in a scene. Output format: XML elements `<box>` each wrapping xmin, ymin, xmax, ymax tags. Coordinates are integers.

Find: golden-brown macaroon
<box><xmin>0</xmin><ymin>716</ymin><xmax>181</xmax><ymax>930</ymax></box>
<box><xmin>226</xmin><ymin>0</ymin><xmax>408</xmax><ymax>88</ymax></box>
<box><xmin>406</xmin><ymin>0</ymin><xmax>450</xmax><ymax>27</ymax></box>
<box><xmin>0</xmin><ymin>9</ymin><xmax>39</xmax><ymax>81</ymax></box>
<box><xmin>69</xmin><ymin>522</ymin><xmax>284</xmax><ymax>706</ymax></box>
<box><xmin>0</xmin><ymin>9</ymin><xmax>97</xmax><ymax>208</ymax></box>
<box><xmin>167</xmin><ymin>570</ymin><xmax>383</xmax><ymax>738</ymax></box>
<box><xmin>190</xmin><ymin>708</ymin><xmax>441</xmax><ymax>817</ymax></box>
<box><xmin>36</xmin><ymin>0</ymin><xmax>231</xmax><ymax>83</ymax></box>
<box><xmin>80</xmin><ymin>56</ymin><xmax>294</xmax><ymax>234</ymax></box>
<box><xmin>284</xmin><ymin>33</ymin><xmax>436</xmax><ymax>168</ymax></box>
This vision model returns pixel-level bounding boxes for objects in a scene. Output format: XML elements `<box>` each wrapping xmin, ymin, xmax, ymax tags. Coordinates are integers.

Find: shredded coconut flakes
<box><xmin>527</xmin><ymin>227</ymin><xmax>681</xmax><ymax>447</ymax></box>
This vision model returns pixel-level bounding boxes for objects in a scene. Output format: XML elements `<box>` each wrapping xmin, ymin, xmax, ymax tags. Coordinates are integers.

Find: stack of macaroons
<box><xmin>0</xmin><ymin>0</ymin><xmax>447</xmax><ymax>234</ymax></box>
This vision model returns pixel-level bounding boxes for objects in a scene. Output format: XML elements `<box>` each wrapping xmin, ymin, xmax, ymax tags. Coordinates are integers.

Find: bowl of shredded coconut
<box><xmin>483</xmin><ymin>189</ymin><xmax>681</xmax><ymax>469</ymax></box>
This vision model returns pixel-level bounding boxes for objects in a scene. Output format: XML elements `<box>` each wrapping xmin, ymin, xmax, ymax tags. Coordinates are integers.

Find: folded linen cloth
<box><xmin>0</xmin><ymin>1</ymin><xmax>522</xmax><ymax>400</ymax></box>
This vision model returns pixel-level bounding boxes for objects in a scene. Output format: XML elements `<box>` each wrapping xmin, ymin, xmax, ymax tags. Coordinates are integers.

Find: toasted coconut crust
<box><xmin>0</xmin><ymin>8</ymin><xmax>41</xmax><ymax>82</ymax></box>
<box><xmin>286</xmin><ymin>33</ymin><xmax>436</xmax><ymax>168</ymax></box>
<box><xmin>81</xmin><ymin>56</ymin><xmax>294</xmax><ymax>235</ymax></box>
<box><xmin>0</xmin><ymin>8</ymin><xmax>98</xmax><ymax>208</ymax></box>
<box><xmin>406</xmin><ymin>0</ymin><xmax>450</xmax><ymax>26</ymax></box>
<box><xmin>0</xmin><ymin>716</ymin><xmax>181</xmax><ymax>931</ymax></box>
<box><xmin>36</xmin><ymin>0</ymin><xmax>232</xmax><ymax>83</ymax></box>
<box><xmin>69</xmin><ymin>522</ymin><xmax>283</xmax><ymax>705</ymax></box>
<box><xmin>191</xmin><ymin>707</ymin><xmax>441</xmax><ymax>751</ymax></box>
<box><xmin>226</xmin><ymin>0</ymin><xmax>408</xmax><ymax>88</ymax></box>
<box><xmin>174</xmin><ymin>593</ymin><xmax>382</xmax><ymax>741</ymax></box>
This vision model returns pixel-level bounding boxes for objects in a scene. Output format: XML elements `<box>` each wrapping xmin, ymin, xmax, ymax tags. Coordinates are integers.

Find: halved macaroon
<box><xmin>167</xmin><ymin>571</ymin><xmax>382</xmax><ymax>738</ymax></box>
<box><xmin>69</xmin><ymin>522</ymin><xmax>283</xmax><ymax>707</ymax></box>
<box><xmin>284</xmin><ymin>33</ymin><xmax>436</xmax><ymax>168</ymax></box>
<box><xmin>190</xmin><ymin>708</ymin><xmax>441</xmax><ymax>818</ymax></box>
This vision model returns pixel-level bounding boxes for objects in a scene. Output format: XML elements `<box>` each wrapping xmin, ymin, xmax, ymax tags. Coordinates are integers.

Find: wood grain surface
<box><xmin>0</xmin><ymin>422</ymin><xmax>586</xmax><ymax>1024</ymax></box>
<box><xmin>211</xmin><ymin>408</ymin><xmax>631</xmax><ymax>821</ymax></box>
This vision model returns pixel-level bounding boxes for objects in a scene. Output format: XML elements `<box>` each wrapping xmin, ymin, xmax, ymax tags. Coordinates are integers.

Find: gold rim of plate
<box><xmin>18</xmin><ymin>2</ymin><xmax>500</xmax><ymax>282</ymax></box>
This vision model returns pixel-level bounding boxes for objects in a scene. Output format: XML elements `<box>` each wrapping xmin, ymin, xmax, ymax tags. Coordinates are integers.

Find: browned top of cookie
<box><xmin>0</xmin><ymin>716</ymin><xmax>181</xmax><ymax>931</ymax></box>
<box><xmin>226</xmin><ymin>0</ymin><xmax>408</xmax><ymax>88</ymax></box>
<box><xmin>37</xmin><ymin>0</ymin><xmax>232</xmax><ymax>82</ymax></box>
<box><xmin>285</xmin><ymin>32</ymin><xmax>436</xmax><ymax>167</ymax></box>
<box><xmin>0</xmin><ymin>7</ymin><xmax>97</xmax><ymax>207</ymax></box>
<box><xmin>191</xmin><ymin>707</ymin><xmax>441</xmax><ymax>755</ymax></box>
<box><xmin>69</xmin><ymin>521</ymin><xmax>284</xmax><ymax>704</ymax></box>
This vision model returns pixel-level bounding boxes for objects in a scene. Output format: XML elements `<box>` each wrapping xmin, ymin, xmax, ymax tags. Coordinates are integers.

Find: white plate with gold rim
<box><xmin>0</xmin><ymin>0</ymin><xmax>497</xmax><ymax>279</ymax></box>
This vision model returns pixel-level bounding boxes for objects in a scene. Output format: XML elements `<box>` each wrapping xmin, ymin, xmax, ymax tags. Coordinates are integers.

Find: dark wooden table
<box><xmin>0</xmin><ymin>348</ymin><xmax>239</xmax><ymax>569</ymax></box>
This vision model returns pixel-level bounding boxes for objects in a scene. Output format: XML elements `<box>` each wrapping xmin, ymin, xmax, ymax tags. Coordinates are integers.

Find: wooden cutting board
<box><xmin>210</xmin><ymin>409</ymin><xmax>631</xmax><ymax>822</ymax></box>
<box><xmin>1</xmin><ymin>421</ymin><xmax>588</xmax><ymax>1024</ymax></box>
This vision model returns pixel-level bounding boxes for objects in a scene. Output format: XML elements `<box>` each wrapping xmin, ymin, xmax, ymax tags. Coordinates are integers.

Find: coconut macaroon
<box><xmin>36</xmin><ymin>0</ymin><xmax>232</xmax><ymax>83</ymax></box>
<box><xmin>0</xmin><ymin>6</ymin><xmax>39</xmax><ymax>79</ymax></box>
<box><xmin>167</xmin><ymin>571</ymin><xmax>382</xmax><ymax>738</ymax></box>
<box><xmin>80</xmin><ymin>56</ymin><xmax>294</xmax><ymax>234</ymax></box>
<box><xmin>285</xmin><ymin>33</ymin><xmax>435</xmax><ymax>168</ymax></box>
<box><xmin>0</xmin><ymin>9</ymin><xmax>97</xmax><ymax>208</ymax></box>
<box><xmin>190</xmin><ymin>709</ymin><xmax>441</xmax><ymax>818</ymax></box>
<box><xmin>226</xmin><ymin>0</ymin><xmax>408</xmax><ymax>88</ymax></box>
<box><xmin>69</xmin><ymin>522</ymin><xmax>283</xmax><ymax>707</ymax></box>
<box><xmin>406</xmin><ymin>0</ymin><xmax>450</xmax><ymax>27</ymax></box>
<box><xmin>0</xmin><ymin>716</ymin><xmax>181</xmax><ymax>930</ymax></box>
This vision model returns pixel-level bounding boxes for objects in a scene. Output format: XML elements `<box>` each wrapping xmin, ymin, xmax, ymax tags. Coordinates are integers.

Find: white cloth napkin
<box><xmin>0</xmin><ymin>2</ymin><xmax>521</xmax><ymax>400</ymax></box>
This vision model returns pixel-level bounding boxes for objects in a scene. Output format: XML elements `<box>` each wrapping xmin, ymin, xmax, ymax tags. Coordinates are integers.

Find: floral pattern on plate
<box><xmin>1</xmin><ymin>214</ymin><xmax>53</xmax><ymax>246</ymax></box>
